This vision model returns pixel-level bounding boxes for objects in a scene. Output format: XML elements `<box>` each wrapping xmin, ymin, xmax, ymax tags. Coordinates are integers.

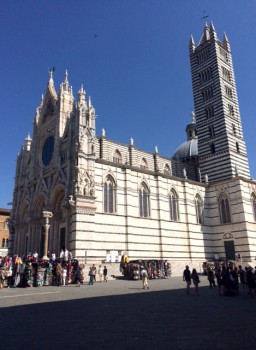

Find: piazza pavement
<box><xmin>0</xmin><ymin>274</ymin><xmax>255</xmax><ymax>349</ymax></box>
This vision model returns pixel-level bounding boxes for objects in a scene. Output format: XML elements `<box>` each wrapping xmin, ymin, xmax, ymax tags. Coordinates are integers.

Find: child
<box><xmin>62</xmin><ymin>266</ymin><xmax>67</xmax><ymax>286</ymax></box>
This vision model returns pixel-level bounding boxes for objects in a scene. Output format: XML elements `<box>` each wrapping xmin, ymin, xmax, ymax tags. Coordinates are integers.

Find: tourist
<box><xmin>51</xmin><ymin>252</ymin><xmax>56</xmax><ymax>262</ymax></box>
<box><xmin>92</xmin><ymin>264</ymin><xmax>97</xmax><ymax>282</ymax></box>
<box><xmin>215</xmin><ymin>268</ymin><xmax>223</xmax><ymax>296</ymax></box>
<box><xmin>0</xmin><ymin>269</ymin><xmax>4</xmax><ymax>289</ymax></box>
<box><xmin>60</xmin><ymin>249</ymin><xmax>64</xmax><ymax>260</ymax></box>
<box><xmin>238</xmin><ymin>265</ymin><xmax>246</xmax><ymax>290</ymax></box>
<box><xmin>183</xmin><ymin>265</ymin><xmax>191</xmax><ymax>294</ymax></box>
<box><xmin>207</xmin><ymin>268</ymin><xmax>216</xmax><ymax>288</ymax></box>
<box><xmin>32</xmin><ymin>251</ymin><xmax>38</xmax><ymax>262</ymax></box>
<box><xmin>75</xmin><ymin>265</ymin><xmax>81</xmax><ymax>287</ymax></box>
<box><xmin>246</xmin><ymin>267</ymin><xmax>255</xmax><ymax>298</ymax></box>
<box><xmin>191</xmin><ymin>268</ymin><xmax>200</xmax><ymax>296</ymax></box>
<box><xmin>140</xmin><ymin>266</ymin><xmax>149</xmax><ymax>290</ymax></box>
<box><xmin>98</xmin><ymin>265</ymin><xmax>103</xmax><ymax>282</ymax></box>
<box><xmin>56</xmin><ymin>262</ymin><xmax>62</xmax><ymax>286</ymax></box>
<box><xmin>88</xmin><ymin>267</ymin><xmax>94</xmax><ymax>285</ymax></box>
<box><xmin>64</xmin><ymin>249</ymin><xmax>69</xmax><ymax>262</ymax></box>
<box><xmin>62</xmin><ymin>266</ymin><xmax>67</xmax><ymax>286</ymax></box>
<box><xmin>103</xmin><ymin>265</ymin><xmax>108</xmax><ymax>282</ymax></box>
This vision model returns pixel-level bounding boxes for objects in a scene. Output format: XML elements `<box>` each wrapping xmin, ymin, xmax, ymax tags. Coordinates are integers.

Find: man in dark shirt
<box><xmin>183</xmin><ymin>265</ymin><xmax>191</xmax><ymax>294</ymax></box>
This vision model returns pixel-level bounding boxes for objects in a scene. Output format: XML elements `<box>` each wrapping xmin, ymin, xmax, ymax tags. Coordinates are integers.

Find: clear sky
<box><xmin>1</xmin><ymin>0</ymin><xmax>256</xmax><ymax>208</ymax></box>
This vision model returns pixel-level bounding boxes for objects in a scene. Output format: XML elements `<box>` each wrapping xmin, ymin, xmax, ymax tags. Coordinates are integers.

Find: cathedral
<box><xmin>9</xmin><ymin>23</ymin><xmax>256</xmax><ymax>267</ymax></box>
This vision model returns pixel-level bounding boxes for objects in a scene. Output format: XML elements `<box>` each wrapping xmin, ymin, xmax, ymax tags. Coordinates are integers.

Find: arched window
<box><xmin>4</xmin><ymin>219</ymin><xmax>9</xmax><ymax>230</ymax></box>
<box><xmin>140</xmin><ymin>158</ymin><xmax>148</xmax><ymax>170</ymax></box>
<box><xmin>209</xmin><ymin>125</ymin><xmax>215</xmax><ymax>138</ymax></box>
<box><xmin>2</xmin><ymin>238</ymin><xmax>8</xmax><ymax>248</ymax></box>
<box><xmin>139</xmin><ymin>183</ymin><xmax>150</xmax><ymax>217</ymax></box>
<box><xmin>236</xmin><ymin>142</ymin><xmax>240</xmax><ymax>153</ymax></box>
<box><xmin>251</xmin><ymin>193</ymin><xmax>256</xmax><ymax>221</ymax></box>
<box><xmin>104</xmin><ymin>175</ymin><xmax>116</xmax><ymax>213</ymax></box>
<box><xmin>164</xmin><ymin>164</ymin><xmax>172</xmax><ymax>176</ymax></box>
<box><xmin>219</xmin><ymin>194</ymin><xmax>231</xmax><ymax>223</ymax></box>
<box><xmin>210</xmin><ymin>143</ymin><xmax>215</xmax><ymax>154</ymax></box>
<box><xmin>195</xmin><ymin>194</ymin><xmax>203</xmax><ymax>224</ymax></box>
<box><xmin>113</xmin><ymin>150</ymin><xmax>122</xmax><ymax>164</ymax></box>
<box><xmin>169</xmin><ymin>189</ymin><xmax>179</xmax><ymax>221</ymax></box>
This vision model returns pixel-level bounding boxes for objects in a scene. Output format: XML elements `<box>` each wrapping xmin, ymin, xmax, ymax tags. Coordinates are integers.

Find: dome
<box><xmin>172</xmin><ymin>138</ymin><xmax>198</xmax><ymax>161</ymax></box>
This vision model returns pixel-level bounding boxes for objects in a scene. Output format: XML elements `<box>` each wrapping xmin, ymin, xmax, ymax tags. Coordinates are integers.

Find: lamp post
<box><xmin>42</xmin><ymin>211</ymin><xmax>53</xmax><ymax>260</ymax></box>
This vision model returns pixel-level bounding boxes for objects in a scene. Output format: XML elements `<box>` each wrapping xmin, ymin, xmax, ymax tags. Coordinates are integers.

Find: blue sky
<box><xmin>1</xmin><ymin>0</ymin><xmax>256</xmax><ymax>208</ymax></box>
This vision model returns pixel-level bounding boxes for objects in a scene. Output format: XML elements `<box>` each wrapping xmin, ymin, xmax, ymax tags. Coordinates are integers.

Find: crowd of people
<box><xmin>183</xmin><ymin>263</ymin><xmax>256</xmax><ymax>298</ymax></box>
<box><xmin>0</xmin><ymin>251</ymin><xmax>108</xmax><ymax>289</ymax></box>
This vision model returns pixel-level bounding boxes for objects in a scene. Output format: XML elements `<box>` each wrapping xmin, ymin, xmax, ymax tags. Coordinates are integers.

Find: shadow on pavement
<box><xmin>0</xmin><ymin>285</ymin><xmax>255</xmax><ymax>350</ymax></box>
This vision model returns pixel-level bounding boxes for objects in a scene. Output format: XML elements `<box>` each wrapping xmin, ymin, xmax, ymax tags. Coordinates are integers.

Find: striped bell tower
<box><xmin>189</xmin><ymin>23</ymin><xmax>250</xmax><ymax>183</ymax></box>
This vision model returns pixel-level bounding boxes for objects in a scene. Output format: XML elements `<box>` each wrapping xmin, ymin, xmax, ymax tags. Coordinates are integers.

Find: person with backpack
<box><xmin>141</xmin><ymin>266</ymin><xmax>149</xmax><ymax>290</ymax></box>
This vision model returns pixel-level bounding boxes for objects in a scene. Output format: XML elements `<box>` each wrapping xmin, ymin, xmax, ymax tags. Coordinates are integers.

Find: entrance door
<box><xmin>224</xmin><ymin>240</ymin><xmax>235</xmax><ymax>260</ymax></box>
<box><xmin>60</xmin><ymin>227</ymin><xmax>66</xmax><ymax>252</ymax></box>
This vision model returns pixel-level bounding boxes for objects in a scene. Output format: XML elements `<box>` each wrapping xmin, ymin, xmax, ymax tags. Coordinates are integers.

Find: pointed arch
<box><xmin>164</xmin><ymin>164</ymin><xmax>172</xmax><ymax>176</ymax></box>
<box><xmin>140</xmin><ymin>158</ymin><xmax>148</xmax><ymax>170</ymax></box>
<box><xmin>219</xmin><ymin>193</ymin><xmax>231</xmax><ymax>224</ymax></box>
<box><xmin>169</xmin><ymin>188</ymin><xmax>179</xmax><ymax>221</ymax></box>
<box><xmin>139</xmin><ymin>182</ymin><xmax>150</xmax><ymax>217</ymax></box>
<box><xmin>51</xmin><ymin>186</ymin><xmax>65</xmax><ymax>220</ymax></box>
<box><xmin>104</xmin><ymin>175</ymin><xmax>116</xmax><ymax>213</ymax></box>
<box><xmin>195</xmin><ymin>193</ymin><xmax>203</xmax><ymax>224</ymax></box>
<box><xmin>33</xmin><ymin>195</ymin><xmax>46</xmax><ymax>219</ymax></box>
<box><xmin>113</xmin><ymin>149</ymin><xmax>122</xmax><ymax>164</ymax></box>
<box><xmin>251</xmin><ymin>192</ymin><xmax>256</xmax><ymax>221</ymax></box>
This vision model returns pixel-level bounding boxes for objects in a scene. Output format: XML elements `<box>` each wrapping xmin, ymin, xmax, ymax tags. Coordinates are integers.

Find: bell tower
<box><xmin>189</xmin><ymin>23</ymin><xmax>250</xmax><ymax>183</ymax></box>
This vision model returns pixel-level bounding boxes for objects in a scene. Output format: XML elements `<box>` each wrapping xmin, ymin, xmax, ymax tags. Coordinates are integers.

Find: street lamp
<box><xmin>42</xmin><ymin>211</ymin><xmax>53</xmax><ymax>260</ymax></box>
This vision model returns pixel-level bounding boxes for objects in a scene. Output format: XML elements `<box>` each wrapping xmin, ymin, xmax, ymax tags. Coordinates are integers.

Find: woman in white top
<box><xmin>98</xmin><ymin>265</ymin><xmax>103</xmax><ymax>282</ymax></box>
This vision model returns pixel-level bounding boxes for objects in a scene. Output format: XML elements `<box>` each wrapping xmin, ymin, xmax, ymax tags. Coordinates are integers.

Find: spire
<box><xmin>223</xmin><ymin>32</ymin><xmax>230</xmax><ymax>51</ymax></box>
<box><xmin>186</xmin><ymin>112</ymin><xmax>197</xmax><ymax>141</ymax></box>
<box><xmin>191</xmin><ymin>111</ymin><xmax>195</xmax><ymax>123</ymax></box>
<box><xmin>88</xmin><ymin>96</ymin><xmax>92</xmax><ymax>109</ymax></box>
<box><xmin>210</xmin><ymin>21</ymin><xmax>215</xmax><ymax>32</ymax></box>
<box><xmin>63</xmin><ymin>69</ymin><xmax>69</xmax><ymax>91</ymax></box>
<box><xmin>78</xmin><ymin>84</ymin><xmax>86</xmax><ymax>106</ymax></box>
<box><xmin>48</xmin><ymin>67</ymin><xmax>55</xmax><ymax>86</ymax></box>
<box><xmin>47</xmin><ymin>67</ymin><xmax>58</xmax><ymax>100</ymax></box>
<box><xmin>209</xmin><ymin>21</ymin><xmax>217</xmax><ymax>40</ymax></box>
<box><xmin>198</xmin><ymin>22</ymin><xmax>210</xmax><ymax>45</ymax></box>
<box><xmin>189</xmin><ymin>35</ymin><xmax>196</xmax><ymax>52</ymax></box>
<box><xmin>25</xmin><ymin>133</ymin><xmax>32</xmax><ymax>151</ymax></box>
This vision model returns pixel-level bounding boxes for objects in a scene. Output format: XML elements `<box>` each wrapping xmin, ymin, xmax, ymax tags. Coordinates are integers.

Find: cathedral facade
<box><xmin>9</xmin><ymin>24</ymin><xmax>256</xmax><ymax>265</ymax></box>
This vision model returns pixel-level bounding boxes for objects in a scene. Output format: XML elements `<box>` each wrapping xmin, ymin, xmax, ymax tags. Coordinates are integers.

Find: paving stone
<box><xmin>0</xmin><ymin>276</ymin><xmax>255</xmax><ymax>349</ymax></box>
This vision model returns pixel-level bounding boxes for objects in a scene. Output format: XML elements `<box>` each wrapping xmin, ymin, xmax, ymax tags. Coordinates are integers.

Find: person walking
<box><xmin>92</xmin><ymin>264</ymin><xmax>97</xmax><ymax>283</ymax></box>
<box><xmin>103</xmin><ymin>265</ymin><xmax>108</xmax><ymax>282</ymax></box>
<box><xmin>246</xmin><ymin>267</ymin><xmax>255</xmax><ymax>298</ymax></box>
<box><xmin>0</xmin><ymin>269</ymin><xmax>4</xmax><ymax>289</ymax></box>
<box><xmin>88</xmin><ymin>267</ymin><xmax>94</xmax><ymax>285</ymax></box>
<box><xmin>183</xmin><ymin>265</ymin><xmax>191</xmax><ymax>294</ymax></box>
<box><xmin>141</xmin><ymin>266</ymin><xmax>149</xmax><ymax>290</ymax></box>
<box><xmin>207</xmin><ymin>268</ymin><xmax>216</xmax><ymax>288</ymax></box>
<box><xmin>98</xmin><ymin>265</ymin><xmax>103</xmax><ymax>282</ymax></box>
<box><xmin>238</xmin><ymin>265</ymin><xmax>246</xmax><ymax>291</ymax></box>
<box><xmin>191</xmin><ymin>268</ymin><xmax>200</xmax><ymax>296</ymax></box>
<box><xmin>215</xmin><ymin>268</ymin><xmax>223</xmax><ymax>296</ymax></box>
<box><xmin>75</xmin><ymin>265</ymin><xmax>81</xmax><ymax>287</ymax></box>
<box><xmin>56</xmin><ymin>262</ymin><xmax>62</xmax><ymax>286</ymax></box>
